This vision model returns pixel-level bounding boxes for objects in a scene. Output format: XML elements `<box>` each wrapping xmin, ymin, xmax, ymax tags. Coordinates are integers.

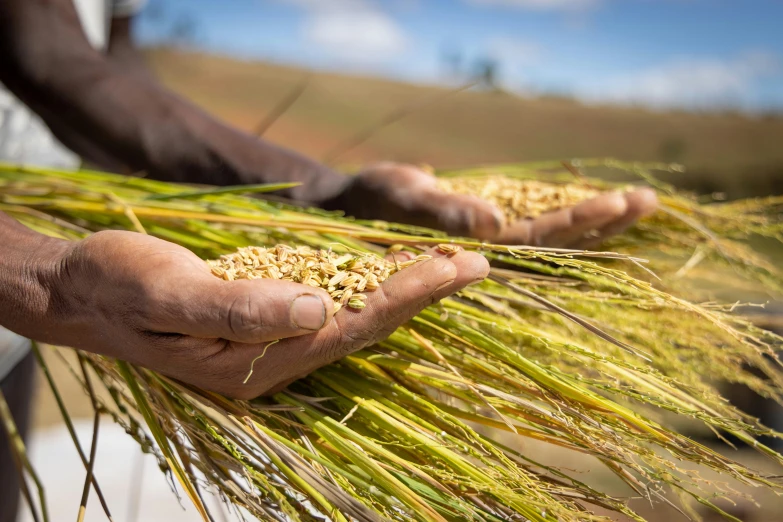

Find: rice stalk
<box><xmin>0</xmin><ymin>388</ymin><xmax>49</xmax><ymax>522</ymax></box>
<box><xmin>1</xmin><ymin>160</ymin><xmax>782</xmax><ymax>521</ymax></box>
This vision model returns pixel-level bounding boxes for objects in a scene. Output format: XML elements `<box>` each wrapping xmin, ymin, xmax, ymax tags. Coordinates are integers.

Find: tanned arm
<box><xmin>0</xmin><ymin>0</ymin><xmax>657</xmax><ymax>247</ymax></box>
<box><xmin>107</xmin><ymin>14</ymin><xmax>151</xmax><ymax>78</ymax></box>
<box><xmin>0</xmin><ymin>0</ymin><xmax>347</xmax><ymax>203</ymax></box>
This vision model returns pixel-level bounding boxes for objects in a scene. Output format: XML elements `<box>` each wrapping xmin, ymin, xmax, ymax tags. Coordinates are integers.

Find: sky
<box><xmin>135</xmin><ymin>0</ymin><xmax>783</xmax><ymax>112</ymax></box>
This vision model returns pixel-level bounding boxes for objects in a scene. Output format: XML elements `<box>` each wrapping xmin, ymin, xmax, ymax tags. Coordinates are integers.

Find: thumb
<box><xmin>161</xmin><ymin>277</ymin><xmax>335</xmax><ymax>344</ymax></box>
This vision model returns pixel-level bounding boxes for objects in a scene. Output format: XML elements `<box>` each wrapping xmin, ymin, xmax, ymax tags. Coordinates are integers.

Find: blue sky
<box><xmin>135</xmin><ymin>0</ymin><xmax>783</xmax><ymax>111</ymax></box>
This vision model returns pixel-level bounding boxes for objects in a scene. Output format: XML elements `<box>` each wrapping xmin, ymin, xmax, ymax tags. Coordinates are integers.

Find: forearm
<box><xmin>0</xmin><ymin>0</ymin><xmax>348</xmax><ymax>203</ymax></box>
<box><xmin>107</xmin><ymin>16</ymin><xmax>153</xmax><ymax>80</ymax></box>
<box><xmin>0</xmin><ymin>213</ymin><xmax>72</xmax><ymax>344</ymax></box>
<box><xmin>29</xmin><ymin>66</ymin><xmax>340</xmax><ymax>192</ymax></box>
<box><xmin>55</xmin><ymin>68</ymin><xmax>346</xmax><ymax>202</ymax></box>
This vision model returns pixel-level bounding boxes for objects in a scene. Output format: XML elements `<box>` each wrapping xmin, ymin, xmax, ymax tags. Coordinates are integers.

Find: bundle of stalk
<box><xmin>1</xmin><ymin>160</ymin><xmax>782</xmax><ymax>522</ymax></box>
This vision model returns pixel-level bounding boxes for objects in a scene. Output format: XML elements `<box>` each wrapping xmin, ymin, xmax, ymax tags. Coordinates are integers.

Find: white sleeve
<box><xmin>112</xmin><ymin>0</ymin><xmax>147</xmax><ymax>18</ymax></box>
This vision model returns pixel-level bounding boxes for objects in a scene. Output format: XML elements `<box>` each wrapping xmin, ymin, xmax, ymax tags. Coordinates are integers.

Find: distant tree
<box><xmin>472</xmin><ymin>57</ymin><xmax>501</xmax><ymax>91</ymax></box>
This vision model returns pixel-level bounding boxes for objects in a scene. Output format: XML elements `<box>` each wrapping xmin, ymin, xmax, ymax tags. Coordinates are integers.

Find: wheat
<box><xmin>208</xmin><ymin>245</ymin><xmax>431</xmax><ymax>311</ymax></box>
<box><xmin>437</xmin><ymin>176</ymin><xmax>604</xmax><ymax>222</ymax></box>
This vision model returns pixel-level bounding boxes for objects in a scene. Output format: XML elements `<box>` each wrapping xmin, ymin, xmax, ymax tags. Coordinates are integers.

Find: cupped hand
<box><xmin>338</xmin><ymin>163</ymin><xmax>658</xmax><ymax>249</ymax></box>
<box><xmin>46</xmin><ymin>231</ymin><xmax>488</xmax><ymax>398</ymax></box>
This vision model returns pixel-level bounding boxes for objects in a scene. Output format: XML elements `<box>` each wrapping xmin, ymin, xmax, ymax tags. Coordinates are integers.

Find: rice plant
<box><xmin>1</xmin><ymin>159</ymin><xmax>782</xmax><ymax>521</ymax></box>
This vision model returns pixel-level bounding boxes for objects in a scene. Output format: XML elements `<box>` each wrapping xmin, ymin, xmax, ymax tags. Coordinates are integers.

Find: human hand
<box><xmin>336</xmin><ymin>163</ymin><xmax>658</xmax><ymax>249</ymax></box>
<box><xmin>34</xmin><ymin>231</ymin><xmax>487</xmax><ymax>398</ymax></box>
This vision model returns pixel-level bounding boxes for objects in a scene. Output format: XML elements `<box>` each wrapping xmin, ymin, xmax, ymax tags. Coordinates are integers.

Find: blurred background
<box><xmin>132</xmin><ymin>0</ymin><xmax>783</xmax><ymax>198</ymax></box>
<box><xmin>20</xmin><ymin>1</ymin><xmax>783</xmax><ymax>521</ymax></box>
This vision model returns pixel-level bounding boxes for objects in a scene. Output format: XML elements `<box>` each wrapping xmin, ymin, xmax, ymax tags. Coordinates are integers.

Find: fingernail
<box><xmin>291</xmin><ymin>295</ymin><xmax>326</xmax><ymax>330</ymax></box>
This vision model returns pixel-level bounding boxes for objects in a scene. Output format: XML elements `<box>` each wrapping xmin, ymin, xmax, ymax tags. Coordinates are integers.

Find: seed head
<box><xmin>437</xmin><ymin>176</ymin><xmax>606</xmax><ymax>224</ymax></box>
<box><xmin>207</xmin><ymin>245</ymin><xmax>427</xmax><ymax>312</ymax></box>
<box><xmin>436</xmin><ymin>244</ymin><xmax>462</xmax><ymax>256</ymax></box>
<box><xmin>348</xmin><ymin>298</ymin><xmax>366</xmax><ymax>309</ymax></box>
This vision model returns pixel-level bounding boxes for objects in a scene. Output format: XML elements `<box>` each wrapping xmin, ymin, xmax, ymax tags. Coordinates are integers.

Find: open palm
<box><xmin>339</xmin><ymin>163</ymin><xmax>658</xmax><ymax>249</ymax></box>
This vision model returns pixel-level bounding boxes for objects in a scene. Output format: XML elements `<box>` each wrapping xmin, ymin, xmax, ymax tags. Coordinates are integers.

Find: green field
<box><xmin>147</xmin><ymin>47</ymin><xmax>783</xmax><ymax>199</ymax></box>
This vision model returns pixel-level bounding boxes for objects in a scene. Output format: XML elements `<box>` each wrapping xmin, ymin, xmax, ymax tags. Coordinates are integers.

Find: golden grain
<box><xmin>207</xmin><ymin>245</ymin><xmax>428</xmax><ymax>311</ymax></box>
<box><xmin>435</xmin><ymin>244</ymin><xmax>462</xmax><ymax>256</ymax></box>
<box><xmin>437</xmin><ymin>176</ymin><xmax>604</xmax><ymax>223</ymax></box>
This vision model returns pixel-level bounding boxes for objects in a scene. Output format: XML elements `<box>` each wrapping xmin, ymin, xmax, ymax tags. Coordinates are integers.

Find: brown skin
<box><xmin>337</xmin><ymin>163</ymin><xmax>659</xmax><ymax>248</ymax></box>
<box><xmin>0</xmin><ymin>215</ymin><xmax>488</xmax><ymax>398</ymax></box>
<box><xmin>0</xmin><ymin>0</ymin><xmax>655</xmax><ymax>397</ymax></box>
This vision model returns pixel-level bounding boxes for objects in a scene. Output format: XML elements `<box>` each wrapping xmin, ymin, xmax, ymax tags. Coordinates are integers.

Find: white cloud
<box><xmin>465</xmin><ymin>0</ymin><xmax>600</xmax><ymax>12</ymax></box>
<box><xmin>579</xmin><ymin>52</ymin><xmax>780</xmax><ymax>109</ymax></box>
<box><xmin>280</xmin><ymin>0</ymin><xmax>409</xmax><ymax>64</ymax></box>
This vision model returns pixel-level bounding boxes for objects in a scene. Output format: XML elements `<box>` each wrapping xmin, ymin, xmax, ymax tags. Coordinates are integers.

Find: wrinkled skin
<box><xmin>9</xmin><ymin>230</ymin><xmax>487</xmax><ymax>399</ymax></box>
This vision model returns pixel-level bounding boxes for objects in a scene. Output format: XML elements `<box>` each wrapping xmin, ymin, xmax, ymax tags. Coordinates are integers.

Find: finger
<box><xmin>339</xmin><ymin>256</ymin><xmax>458</xmax><ymax>332</ymax></box>
<box><xmin>154</xmin><ymin>277</ymin><xmax>335</xmax><ymax>344</ymax></box>
<box><xmin>421</xmin><ymin>245</ymin><xmax>490</xmax><ymax>293</ymax></box>
<box><xmin>340</xmin><ymin>249</ymin><xmax>486</xmax><ymax>354</ymax></box>
<box><xmin>287</xmin><ymin>257</ymin><xmax>458</xmax><ymax>374</ymax></box>
<box><xmin>221</xmin><ymin>257</ymin><xmax>459</xmax><ymax>398</ymax></box>
<box><xmin>422</xmin><ymin>189</ymin><xmax>506</xmax><ymax>240</ymax></box>
<box><xmin>234</xmin><ymin>252</ymin><xmax>489</xmax><ymax>398</ymax></box>
<box><xmin>577</xmin><ymin>188</ymin><xmax>658</xmax><ymax>249</ymax></box>
<box><xmin>497</xmin><ymin>191</ymin><xmax>628</xmax><ymax>247</ymax></box>
<box><xmin>336</xmin><ymin>250</ymin><xmax>488</xmax><ymax>348</ymax></box>
<box><xmin>358</xmin><ymin>163</ymin><xmax>505</xmax><ymax>240</ymax></box>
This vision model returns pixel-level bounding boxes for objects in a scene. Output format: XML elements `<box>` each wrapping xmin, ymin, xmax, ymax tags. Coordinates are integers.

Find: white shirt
<box><xmin>0</xmin><ymin>0</ymin><xmax>145</xmax><ymax>381</ymax></box>
<box><xmin>0</xmin><ymin>0</ymin><xmax>130</xmax><ymax>167</ymax></box>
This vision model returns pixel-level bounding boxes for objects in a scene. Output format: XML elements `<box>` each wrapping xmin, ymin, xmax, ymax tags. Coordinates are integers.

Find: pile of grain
<box><xmin>208</xmin><ymin>245</ymin><xmax>432</xmax><ymax>311</ymax></box>
<box><xmin>437</xmin><ymin>176</ymin><xmax>603</xmax><ymax>223</ymax></box>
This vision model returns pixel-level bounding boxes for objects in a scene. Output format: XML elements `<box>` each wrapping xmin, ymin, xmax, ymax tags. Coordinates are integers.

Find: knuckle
<box><xmin>604</xmin><ymin>194</ymin><xmax>629</xmax><ymax>217</ymax></box>
<box><xmin>508</xmin><ymin>221</ymin><xmax>534</xmax><ymax>246</ymax></box>
<box><xmin>440</xmin><ymin>207</ymin><xmax>473</xmax><ymax>235</ymax></box>
<box><xmin>329</xmin><ymin>325</ymin><xmax>370</xmax><ymax>361</ymax></box>
<box><xmin>343</xmin><ymin>327</ymin><xmax>374</xmax><ymax>347</ymax></box>
<box><xmin>225</xmin><ymin>292</ymin><xmax>264</xmax><ymax>341</ymax></box>
<box><xmin>132</xmin><ymin>280</ymin><xmax>176</xmax><ymax>328</ymax></box>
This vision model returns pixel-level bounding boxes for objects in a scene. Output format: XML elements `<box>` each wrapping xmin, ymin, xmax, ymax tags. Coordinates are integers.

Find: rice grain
<box><xmin>437</xmin><ymin>176</ymin><xmax>604</xmax><ymax>223</ymax></box>
<box><xmin>207</xmin><ymin>245</ymin><xmax>433</xmax><ymax>311</ymax></box>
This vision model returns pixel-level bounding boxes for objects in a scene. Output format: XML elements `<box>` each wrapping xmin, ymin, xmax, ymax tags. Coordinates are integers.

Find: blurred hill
<box><xmin>147</xmin><ymin>47</ymin><xmax>783</xmax><ymax>198</ymax></box>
